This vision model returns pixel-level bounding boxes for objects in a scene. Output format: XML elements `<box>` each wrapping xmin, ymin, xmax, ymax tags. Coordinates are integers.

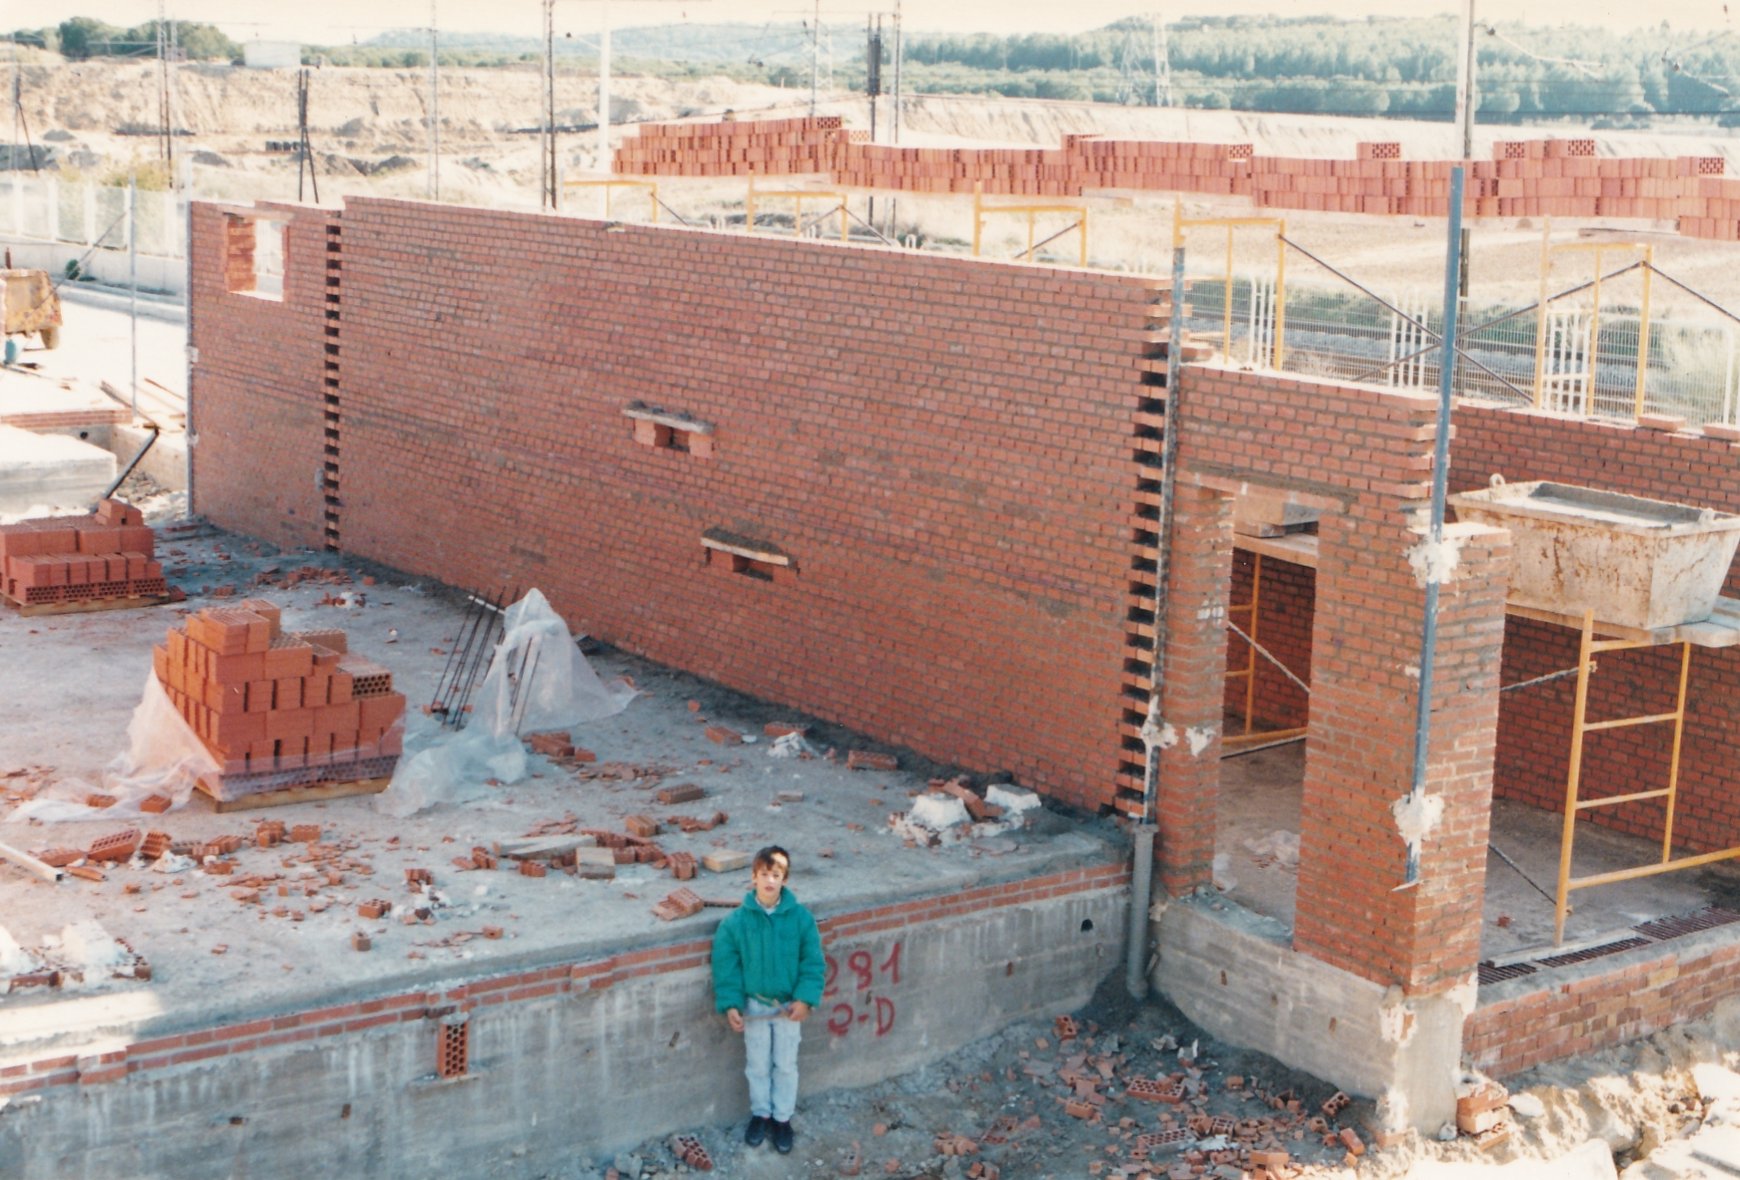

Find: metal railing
<box><xmin>1176</xmin><ymin>266</ymin><xmax>1740</xmax><ymax>431</ymax></box>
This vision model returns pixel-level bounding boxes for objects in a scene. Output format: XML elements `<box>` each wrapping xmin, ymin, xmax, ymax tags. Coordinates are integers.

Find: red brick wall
<box><xmin>1151</xmin><ymin>485</ymin><xmax>1234</xmax><ymax>894</ymax></box>
<box><xmin>1452</xmin><ymin>405</ymin><xmax>1740</xmax><ymax>856</ymax></box>
<box><xmin>1180</xmin><ymin>369</ymin><xmax>1510</xmax><ymax>993</ymax></box>
<box><xmin>190</xmin><ymin>198</ymin><xmax>1163</xmax><ymax>813</ymax></box>
<box><xmin>1465</xmin><ymin>939</ymin><xmax>1740</xmax><ymax>1077</ymax></box>
<box><xmin>189</xmin><ymin>205</ymin><xmax>333</xmax><ymax>551</ymax></box>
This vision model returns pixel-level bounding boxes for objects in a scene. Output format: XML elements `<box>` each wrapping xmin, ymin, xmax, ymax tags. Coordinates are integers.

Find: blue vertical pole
<box><xmin>1404</xmin><ymin>165</ymin><xmax>1465</xmax><ymax>885</ymax></box>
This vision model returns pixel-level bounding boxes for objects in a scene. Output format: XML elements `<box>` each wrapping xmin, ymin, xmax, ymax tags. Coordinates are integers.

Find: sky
<box><xmin>15</xmin><ymin>0</ymin><xmax>1738</xmax><ymax>43</ymax></box>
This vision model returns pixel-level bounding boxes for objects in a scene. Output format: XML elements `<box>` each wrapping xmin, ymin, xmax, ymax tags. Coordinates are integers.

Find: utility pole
<box><xmin>428</xmin><ymin>0</ymin><xmax>439</xmax><ymax>200</ymax></box>
<box><xmin>866</xmin><ymin>14</ymin><xmax>882</xmax><ymax>225</ymax></box>
<box><xmin>542</xmin><ymin>0</ymin><xmax>557</xmax><ymax>208</ymax></box>
<box><xmin>598</xmin><ymin>2</ymin><xmax>611</xmax><ymax>176</ymax></box>
<box><xmin>891</xmin><ymin>0</ymin><xmax>901</xmax><ymax>145</ymax></box>
<box><xmin>1152</xmin><ymin>9</ymin><xmax>1172</xmax><ymax>108</ymax></box>
<box><xmin>890</xmin><ymin>0</ymin><xmax>901</xmax><ymax>238</ymax></box>
<box><xmin>1454</xmin><ymin>0</ymin><xmax>1477</xmax><ymax>161</ymax></box>
<box><xmin>809</xmin><ymin>0</ymin><xmax>820</xmax><ymax>117</ymax></box>
<box><xmin>1452</xmin><ymin>0</ymin><xmax>1476</xmax><ymax>367</ymax></box>
<box><xmin>156</xmin><ymin>1</ymin><xmax>171</xmax><ymax>168</ymax></box>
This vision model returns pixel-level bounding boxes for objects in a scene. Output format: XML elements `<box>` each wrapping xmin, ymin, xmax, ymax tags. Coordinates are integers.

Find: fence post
<box><xmin>1532</xmin><ymin>220</ymin><xmax>1550</xmax><ymax>407</ymax></box>
<box><xmin>1632</xmin><ymin>252</ymin><xmax>1655</xmax><ymax>420</ymax></box>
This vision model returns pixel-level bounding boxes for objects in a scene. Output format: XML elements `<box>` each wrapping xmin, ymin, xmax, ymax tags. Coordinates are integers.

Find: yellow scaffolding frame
<box><xmin>971</xmin><ymin>181</ymin><xmax>1089</xmax><ymax>266</ymax></box>
<box><xmin>745</xmin><ymin>175</ymin><xmax>849</xmax><ymax>242</ymax></box>
<box><xmin>1551</xmin><ymin>607</ymin><xmax>1740</xmax><ymax>944</ymax></box>
<box><xmin>1531</xmin><ymin>227</ymin><xmax>1655</xmax><ymax>418</ymax></box>
<box><xmin>564</xmin><ymin>178</ymin><xmax>660</xmax><ymax>223</ymax></box>
<box><xmin>1171</xmin><ymin>202</ymin><xmax>1287</xmax><ymax>370</ymax></box>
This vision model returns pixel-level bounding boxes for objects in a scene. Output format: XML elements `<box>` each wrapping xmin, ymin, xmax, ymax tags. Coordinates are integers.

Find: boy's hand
<box><xmin>787</xmin><ymin>1001</ymin><xmax>810</xmax><ymax>1022</ymax></box>
<box><xmin>726</xmin><ymin>1008</ymin><xmax>744</xmax><ymax>1032</ymax></box>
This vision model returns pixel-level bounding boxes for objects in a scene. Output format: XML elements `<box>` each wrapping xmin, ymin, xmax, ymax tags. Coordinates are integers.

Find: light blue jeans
<box><xmin>743</xmin><ymin>998</ymin><xmax>802</xmax><ymax>1122</ymax></box>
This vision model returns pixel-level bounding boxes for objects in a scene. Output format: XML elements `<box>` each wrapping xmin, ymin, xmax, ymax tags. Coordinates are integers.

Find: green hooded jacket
<box><xmin>711</xmin><ymin>886</ymin><xmax>825</xmax><ymax>1012</ymax></box>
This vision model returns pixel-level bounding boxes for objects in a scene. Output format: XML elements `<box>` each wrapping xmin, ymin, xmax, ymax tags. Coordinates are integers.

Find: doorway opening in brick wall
<box><xmin>1213</xmin><ymin>515</ymin><xmax>1316</xmax><ymax>936</ymax></box>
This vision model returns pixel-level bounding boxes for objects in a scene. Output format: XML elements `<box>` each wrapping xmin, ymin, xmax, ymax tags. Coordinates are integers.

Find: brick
<box><xmin>655</xmin><ymin>782</ymin><xmax>706</xmax><ymax>805</ymax></box>
<box><xmin>703</xmin><ymin>724</ymin><xmax>742</xmax><ymax>746</ymax></box>
<box><xmin>651</xmin><ymin>887</ymin><xmax>705</xmax><ymax>921</ymax></box>
<box><xmin>87</xmin><ymin>829</ymin><xmax>141</xmax><ymax>863</ymax></box>
<box><xmin>847</xmin><ymin>750</ymin><xmax>899</xmax><ymax>772</ymax></box>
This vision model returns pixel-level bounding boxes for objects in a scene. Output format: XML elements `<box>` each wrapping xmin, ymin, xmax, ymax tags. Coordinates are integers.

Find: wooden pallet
<box><xmin>6</xmin><ymin>592</ymin><xmax>177</xmax><ymax>618</ymax></box>
<box><xmin>196</xmin><ymin>775</ymin><xmax>392</xmax><ymax>813</ymax></box>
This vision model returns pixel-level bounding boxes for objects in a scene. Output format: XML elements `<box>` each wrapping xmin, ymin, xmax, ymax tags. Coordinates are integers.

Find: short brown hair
<box><xmin>754</xmin><ymin>846</ymin><xmax>790</xmax><ymax>875</ymax></box>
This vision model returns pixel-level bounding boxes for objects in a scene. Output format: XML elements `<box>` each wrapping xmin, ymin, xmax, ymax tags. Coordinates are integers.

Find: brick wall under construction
<box><xmin>190</xmin><ymin>197</ymin><xmax>1165</xmax><ymax>815</ymax></box>
<box><xmin>190</xmin><ymin>195</ymin><xmax>1740</xmax><ymax>848</ymax></box>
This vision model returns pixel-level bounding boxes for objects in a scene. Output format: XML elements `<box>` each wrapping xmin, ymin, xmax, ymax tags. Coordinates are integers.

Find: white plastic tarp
<box><xmin>374</xmin><ymin>588</ymin><xmax>635</xmax><ymax>817</ymax></box>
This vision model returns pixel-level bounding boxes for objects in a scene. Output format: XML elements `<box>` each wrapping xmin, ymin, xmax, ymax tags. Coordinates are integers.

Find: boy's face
<box><xmin>752</xmin><ymin>857</ymin><xmax>788</xmax><ymax>906</ymax></box>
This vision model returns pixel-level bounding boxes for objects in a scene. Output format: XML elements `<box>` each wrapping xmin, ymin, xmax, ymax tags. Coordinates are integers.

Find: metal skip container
<box><xmin>1448</xmin><ymin>480</ymin><xmax>1740</xmax><ymax>631</ymax></box>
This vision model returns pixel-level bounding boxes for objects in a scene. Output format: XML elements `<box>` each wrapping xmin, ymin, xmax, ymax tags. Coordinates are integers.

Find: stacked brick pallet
<box><xmin>1067</xmin><ymin>136</ymin><xmax>1252</xmax><ymax>197</ymax></box>
<box><xmin>611</xmin><ymin>115</ymin><xmax>850</xmax><ymax>178</ymax></box>
<box><xmin>152</xmin><ymin>599</ymin><xmax>406</xmax><ymax>803</ymax></box>
<box><xmin>0</xmin><ymin>499</ymin><xmax>165</xmax><ymax>610</ymax></box>
<box><xmin>839</xmin><ymin>144</ymin><xmax>1077</xmax><ymax>195</ymax></box>
<box><xmin>614</xmin><ymin>119</ymin><xmax>1740</xmax><ymax>239</ymax></box>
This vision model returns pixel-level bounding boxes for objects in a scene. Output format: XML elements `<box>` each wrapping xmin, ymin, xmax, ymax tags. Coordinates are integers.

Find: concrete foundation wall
<box><xmin>1153</xmin><ymin>898</ymin><xmax>1464</xmax><ymax>1133</ymax></box>
<box><xmin>0</xmin><ymin>867</ymin><xmax>1127</xmax><ymax>1179</ymax></box>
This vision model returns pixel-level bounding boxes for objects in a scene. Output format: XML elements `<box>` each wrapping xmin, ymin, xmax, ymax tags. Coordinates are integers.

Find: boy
<box><xmin>711</xmin><ymin>845</ymin><xmax>825</xmax><ymax>1155</ymax></box>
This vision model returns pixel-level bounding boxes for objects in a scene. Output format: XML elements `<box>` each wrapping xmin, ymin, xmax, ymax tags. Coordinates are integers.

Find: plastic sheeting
<box><xmin>374</xmin><ymin>589</ymin><xmax>635</xmax><ymax>817</ymax></box>
<box><xmin>4</xmin><ymin>671</ymin><xmax>221</xmax><ymax>824</ymax></box>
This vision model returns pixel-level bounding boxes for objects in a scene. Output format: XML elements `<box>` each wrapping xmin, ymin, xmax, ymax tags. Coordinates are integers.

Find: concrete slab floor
<box><xmin>1212</xmin><ymin>735</ymin><xmax>1740</xmax><ymax>961</ymax></box>
<box><xmin>0</xmin><ymin>522</ymin><xmax>1124</xmax><ymax>1061</ymax></box>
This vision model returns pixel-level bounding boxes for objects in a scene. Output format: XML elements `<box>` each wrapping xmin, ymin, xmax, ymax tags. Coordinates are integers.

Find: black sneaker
<box><xmin>772</xmin><ymin>1120</ymin><xmax>794</xmax><ymax>1154</ymax></box>
<box><xmin>744</xmin><ymin>1115</ymin><xmax>769</xmax><ymax>1147</ymax></box>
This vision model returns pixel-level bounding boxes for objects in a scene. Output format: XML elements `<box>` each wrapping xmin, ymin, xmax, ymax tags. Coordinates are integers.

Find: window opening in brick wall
<box><xmin>436</xmin><ymin>1020</ymin><xmax>469</xmax><ymax>1078</ymax></box>
<box><xmin>624</xmin><ymin>402</ymin><xmax>714</xmax><ymax>458</ymax></box>
<box><xmin>702</xmin><ymin>527</ymin><xmax>794</xmax><ymax>583</ymax></box>
<box><xmin>223</xmin><ymin>214</ymin><xmax>287</xmax><ymax>301</ymax></box>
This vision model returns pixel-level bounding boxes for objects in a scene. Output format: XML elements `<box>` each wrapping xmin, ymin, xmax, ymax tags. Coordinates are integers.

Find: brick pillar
<box><xmin>1152</xmin><ymin>484</ymin><xmax>1234</xmax><ymax>896</ymax></box>
<box><xmin>1295</xmin><ymin>506</ymin><xmax>1511</xmax><ymax>995</ymax></box>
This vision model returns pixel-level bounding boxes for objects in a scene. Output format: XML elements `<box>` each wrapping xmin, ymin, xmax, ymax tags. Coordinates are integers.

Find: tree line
<box><xmin>10</xmin><ymin>17</ymin><xmax>239</xmax><ymax>62</ymax></box>
<box><xmin>896</xmin><ymin>16</ymin><xmax>1740</xmax><ymax>120</ymax></box>
<box><xmin>10</xmin><ymin>13</ymin><xmax>1739</xmax><ymax>123</ymax></box>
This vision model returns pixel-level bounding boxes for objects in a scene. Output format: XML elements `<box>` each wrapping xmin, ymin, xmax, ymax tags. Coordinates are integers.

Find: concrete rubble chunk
<box><xmin>985</xmin><ymin>783</ymin><xmax>1041</xmax><ymax>817</ymax></box>
<box><xmin>701</xmin><ymin>849</ymin><xmax>752</xmax><ymax>873</ymax></box>
<box><xmin>494</xmin><ymin>834</ymin><xmax>597</xmax><ymax>858</ymax></box>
